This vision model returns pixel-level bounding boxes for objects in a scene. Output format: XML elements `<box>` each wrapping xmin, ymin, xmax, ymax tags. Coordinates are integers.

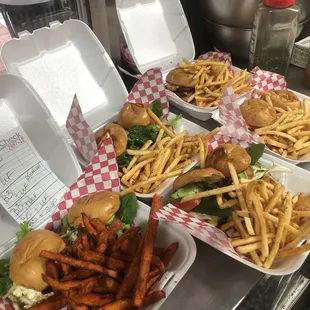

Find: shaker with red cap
<box><xmin>248</xmin><ymin>0</ymin><xmax>299</xmax><ymax>77</ymax></box>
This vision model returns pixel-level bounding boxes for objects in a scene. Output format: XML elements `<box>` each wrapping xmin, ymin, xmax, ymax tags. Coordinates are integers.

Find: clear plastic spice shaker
<box><xmin>248</xmin><ymin>0</ymin><xmax>299</xmax><ymax>77</ymax></box>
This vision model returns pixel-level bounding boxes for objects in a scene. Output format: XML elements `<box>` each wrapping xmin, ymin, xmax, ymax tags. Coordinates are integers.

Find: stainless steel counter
<box><xmin>159</xmin><ymin>65</ymin><xmax>310</xmax><ymax>310</ymax></box>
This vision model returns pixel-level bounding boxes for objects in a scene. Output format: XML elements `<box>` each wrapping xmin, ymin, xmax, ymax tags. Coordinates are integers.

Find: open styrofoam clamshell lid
<box><xmin>0</xmin><ymin>19</ymin><xmax>128</xmax><ymax>140</ymax></box>
<box><xmin>0</xmin><ymin>74</ymin><xmax>82</xmax><ymax>255</ymax></box>
<box><xmin>116</xmin><ymin>0</ymin><xmax>195</xmax><ymax>74</ymax></box>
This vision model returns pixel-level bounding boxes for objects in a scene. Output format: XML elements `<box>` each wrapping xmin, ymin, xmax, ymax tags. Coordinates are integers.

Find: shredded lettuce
<box><xmin>238</xmin><ymin>162</ymin><xmax>291</xmax><ymax>181</ymax></box>
<box><xmin>164</xmin><ymin>114</ymin><xmax>182</xmax><ymax>129</ymax></box>
<box><xmin>16</xmin><ymin>221</ymin><xmax>32</xmax><ymax>243</ymax></box>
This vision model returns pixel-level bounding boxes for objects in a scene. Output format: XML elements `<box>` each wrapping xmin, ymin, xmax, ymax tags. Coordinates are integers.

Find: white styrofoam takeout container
<box><xmin>0</xmin><ymin>74</ymin><xmax>82</xmax><ymax>256</ymax></box>
<box><xmin>0</xmin><ymin>19</ymin><xmax>128</xmax><ymax>142</ymax></box>
<box><xmin>116</xmin><ymin>0</ymin><xmax>251</xmax><ymax>121</ymax></box>
<box><xmin>212</xmin><ymin>89</ymin><xmax>310</xmax><ymax>165</ymax></box>
<box><xmin>76</xmin><ymin>112</ymin><xmax>208</xmax><ymax>201</ymax></box>
<box><xmin>0</xmin><ymin>200</ymin><xmax>196</xmax><ymax>310</ymax></box>
<box><xmin>165</xmin><ymin>152</ymin><xmax>309</xmax><ymax>276</ymax></box>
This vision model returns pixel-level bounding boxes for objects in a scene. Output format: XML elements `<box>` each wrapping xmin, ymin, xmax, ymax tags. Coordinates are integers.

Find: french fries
<box><xmin>119</xmin><ymin>108</ymin><xmax>219</xmax><ymax>195</ymax></box>
<box><xmin>33</xmin><ymin>198</ymin><xmax>177</xmax><ymax>310</ymax></box>
<box><xmin>252</xmin><ymin>91</ymin><xmax>310</xmax><ymax>160</ymax></box>
<box><xmin>185</xmin><ymin>160</ymin><xmax>310</xmax><ymax>269</ymax></box>
<box><xmin>174</xmin><ymin>58</ymin><xmax>252</xmax><ymax>107</ymax></box>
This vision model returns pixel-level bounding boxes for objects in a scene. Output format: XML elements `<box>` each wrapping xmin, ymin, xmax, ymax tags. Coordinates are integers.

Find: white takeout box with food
<box><xmin>225</xmin><ymin>153</ymin><xmax>310</xmax><ymax>275</ymax></box>
<box><xmin>212</xmin><ymin>89</ymin><xmax>310</xmax><ymax>165</ymax></box>
<box><xmin>0</xmin><ymin>198</ymin><xmax>197</xmax><ymax>310</ymax></box>
<box><xmin>163</xmin><ymin>152</ymin><xmax>310</xmax><ymax>276</ymax></box>
<box><xmin>0</xmin><ymin>19</ymin><xmax>210</xmax><ymax>201</ymax></box>
<box><xmin>0</xmin><ymin>73</ymin><xmax>82</xmax><ymax>256</ymax></box>
<box><xmin>115</xmin><ymin>0</ymin><xmax>221</xmax><ymax>121</ymax></box>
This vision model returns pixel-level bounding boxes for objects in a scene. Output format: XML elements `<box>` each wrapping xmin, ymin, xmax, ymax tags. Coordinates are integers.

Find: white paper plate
<box><xmin>212</xmin><ymin>89</ymin><xmax>310</xmax><ymax>164</ymax></box>
<box><xmin>0</xmin><ymin>200</ymin><xmax>196</xmax><ymax>310</ymax></box>
<box><xmin>0</xmin><ymin>74</ymin><xmax>82</xmax><ymax>255</ymax></box>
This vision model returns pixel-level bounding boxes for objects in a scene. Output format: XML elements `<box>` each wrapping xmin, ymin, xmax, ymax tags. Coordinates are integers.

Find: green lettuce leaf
<box><xmin>247</xmin><ymin>143</ymin><xmax>265</xmax><ymax>165</ymax></box>
<box><xmin>165</xmin><ymin>114</ymin><xmax>182</xmax><ymax>129</ymax></box>
<box><xmin>0</xmin><ymin>259</ymin><xmax>12</xmax><ymax>297</ymax></box>
<box><xmin>170</xmin><ymin>183</ymin><xmax>204</xmax><ymax>200</ymax></box>
<box><xmin>16</xmin><ymin>221</ymin><xmax>32</xmax><ymax>242</ymax></box>
<box><xmin>193</xmin><ymin>197</ymin><xmax>232</xmax><ymax>217</ymax></box>
<box><xmin>127</xmin><ymin>125</ymin><xmax>159</xmax><ymax>150</ymax></box>
<box><xmin>116</xmin><ymin>193</ymin><xmax>139</xmax><ymax>224</ymax></box>
<box><xmin>149</xmin><ymin>100</ymin><xmax>163</xmax><ymax>118</ymax></box>
<box><xmin>117</xmin><ymin>152</ymin><xmax>133</xmax><ymax>171</ymax></box>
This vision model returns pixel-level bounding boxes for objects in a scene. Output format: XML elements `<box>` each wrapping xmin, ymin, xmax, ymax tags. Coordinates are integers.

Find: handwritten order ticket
<box><xmin>0</xmin><ymin>126</ymin><xmax>67</xmax><ymax>227</ymax></box>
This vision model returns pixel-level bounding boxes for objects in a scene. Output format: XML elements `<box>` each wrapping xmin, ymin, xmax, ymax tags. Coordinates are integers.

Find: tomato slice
<box><xmin>171</xmin><ymin>198</ymin><xmax>201</xmax><ymax>212</ymax></box>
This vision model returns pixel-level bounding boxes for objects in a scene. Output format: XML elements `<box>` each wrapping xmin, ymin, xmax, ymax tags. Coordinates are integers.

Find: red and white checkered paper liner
<box><xmin>251</xmin><ymin>66</ymin><xmax>287</xmax><ymax>97</ymax></box>
<box><xmin>214</xmin><ymin>85</ymin><xmax>262</xmax><ymax>146</ymax></box>
<box><xmin>0</xmin><ymin>136</ymin><xmax>120</xmax><ymax>310</ymax></box>
<box><xmin>66</xmin><ymin>95</ymin><xmax>98</xmax><ymax>162</ymax></box>
<box><xmin>125</xmin><ymin>68</ymin><xmax>169</xmax><ymax>120</ymax></box>
<box><xmin>198</xmin><ymin>51</ymin><xmax>233</xmax><ymax>72</ymax></box>
<box><xmin>45</xmin><ymin>135</ymin><xmax>121</xmax><ymax>232</ymax></box>
<box><xmin>153</xmin><ymin>204</ymin><xmax>239</xmax><ymax>257</ymax></box>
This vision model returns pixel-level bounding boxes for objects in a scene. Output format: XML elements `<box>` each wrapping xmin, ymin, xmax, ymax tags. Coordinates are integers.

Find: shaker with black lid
<box><xmin>248</xmin><ymin>0</ymin><xmax>299</xmax><ymax>77</ymax></box>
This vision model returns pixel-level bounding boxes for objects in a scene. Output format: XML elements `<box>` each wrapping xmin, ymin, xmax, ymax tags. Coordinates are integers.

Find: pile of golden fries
<box><xmin>177</xmin><ymin>58</ymin><xmax>252</xmax><ymax>108</ymax></box>
<box><xmin>181</xmin><ymin>163</ymin><xmax>310</xmax><ymax>269</ymax></box>
<box><xmin>254</xmin><ymin>95</ymin><xmax>310</xmax><ymax>160</ymax></box>
<box><xmin>119</xmin><ymin>108</ymin><xmax>220</xmax><ymax>196</ymax></box>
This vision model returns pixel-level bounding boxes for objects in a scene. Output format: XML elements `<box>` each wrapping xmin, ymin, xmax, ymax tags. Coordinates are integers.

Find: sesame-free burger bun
<box><xmin>68</xmin><ymin>191</ymin><xmax>120</xmax><ymax>228</ymax></box>
<box><xmin>206</xmin><ymin>144</ymin><xmax>251</xmax><ymax>177</ymax></box>
<box><xmin>95</xmin><ymin>123</ymin><xmax>128</xmax><ymax>157</ymax></box>
<box><xmin>10</xmin><ymin>230</ymin><xmax>65</xmax><ymax>292</ymax></box>
<box><xmin>173</xmin><ymin>168</ymin><xmax>225</xmax><ymax>191</ymax></box>
<box><xmin>166</xmin><ymin>68</ymin><xmax>199</xmax><ymax>88</ymax></box>
<box><xmin>118</xmin><ymin>103</ymin><xmax>151</xmax><ymax>129</ymax></box>
<box><xmin>270</xmin><ymin>90</ymin><xmax>300</xmax><ymax>110</ymax></box>
<box><xmin>240</xmin><ymin>98</ymin><xmax>277</xmax><ymax>128</ymax></box>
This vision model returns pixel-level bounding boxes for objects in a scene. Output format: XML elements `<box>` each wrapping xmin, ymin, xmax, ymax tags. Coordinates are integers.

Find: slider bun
<box><xmin>206</xmin><ymin>144</ymin><xmax>251</xmax><ymax>177</ymax></box>
<box><xmin>118</xmin><ymin>103</ymin><xmax>151</xmax><ymax>129</ymax></box>
<box><xmin>166</xmin><ymin>68</ymin><xmax>199</xmax><ymax>87</ymax></box>
<box><xmin>240</xmin><ymin>98</ymin><xmax>277</xmax><ymax>128</ymax></box>
<box><xmin>10</xmin><ymin>230</ymin><xmax>65</xmax><ymax>291</ymax></box>
<box><xmin>173</xmin><ymin>168</ymin><xmax>225</xmax><ymax>191</ymax></box>
<box><xmin>68</xmin><ymin>191</ymin><xmax>120</xmax><ymax>228</ymax></box>
<box><xmin>95</xmin><ymin>123</ymin><xmax>127</xmax><ymax>157</ymax></box>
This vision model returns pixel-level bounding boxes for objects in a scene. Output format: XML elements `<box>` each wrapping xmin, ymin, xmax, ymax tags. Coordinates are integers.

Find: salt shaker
<box><xmin>248</xmin><ymin>0</ymin><xmax>299</xmax><ymax>77</ymax></box>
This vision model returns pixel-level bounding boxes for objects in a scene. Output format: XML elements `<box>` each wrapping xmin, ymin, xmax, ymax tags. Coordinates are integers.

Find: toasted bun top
<box><xmin>173</xmin><ymin>168</ymin><xmax>225</xmax><ymax>191</ymax></box>
<box><xmin>166</xmin><ymin>68</ymin><xmax>199</xmax><ymax>88</ymax></box>
<box><xmin>118</xmin><ymin>103</ymin><xmax>151</xmax><ymax>129</ymax></box>
<box><xmin>95</xmin><ymin>123</ymin><xmax>128</xmax><ymax>157</ymax></box>
<box><xmin>206</xmin><ymin>144</ymin><xmax>251</xmax><ymax>177</ymax></box>
<box><xmin>10</xmin><ymin>230</ymin><xmax>65</xmax><ymax>291</ymax></box>
<box><xmin>240</xmin><ymin>98</ymin><xmax>277</xmax><ymax>128</ymax></box>
<box><xmin>68</xmin><ymin>191</ymin><xmax>120</xmax><ymax>228</ymax></box>
<box><xmin>270</xmin><ymin>90</ymin><xmax>300</xmax><ymax>110</ymax></box>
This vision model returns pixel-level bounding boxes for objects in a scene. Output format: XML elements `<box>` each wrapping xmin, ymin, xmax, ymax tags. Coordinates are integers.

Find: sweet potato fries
<box><xmin>29</xmin><ymin>194</ymin><xmax>178</xmax><ymax>310</ymax></box>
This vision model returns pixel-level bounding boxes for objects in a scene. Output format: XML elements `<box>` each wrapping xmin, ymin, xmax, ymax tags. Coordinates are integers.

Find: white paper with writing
<box><xmin>0</xmin><ymin>126</ymin><xmax>67</xmax><ymax>227</ymax></box>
